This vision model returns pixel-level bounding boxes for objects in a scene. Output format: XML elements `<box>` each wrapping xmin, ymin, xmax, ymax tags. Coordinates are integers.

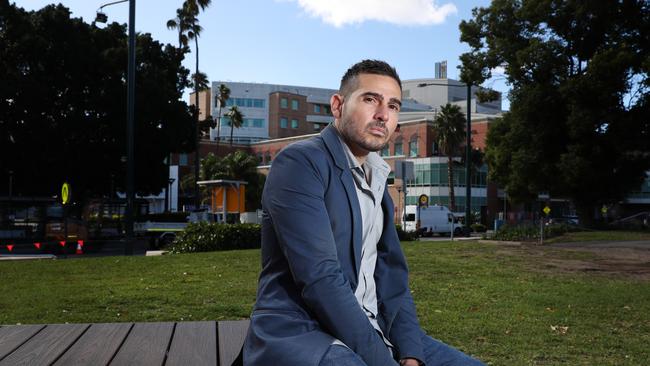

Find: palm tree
<box><xmin>433</xmin><ymin>103</ymin><xmax>466</xmax><ymax>212</ymax></box>
<box><xmin>168</xmin><ymin>0</ymin><xmax>211</xmax><ymax>209</ymax></box>
<box><xmin>215</xmin><ymin>84</ymin><xmax>230</xmax><ymax>152</ymax></box>
<box><xmin>226</xmin><ymin>106</ymin><xmax>244</xmax><ymax>146</ymax></box>
<box><xmin>166</xmin><ymin>8</ymin><xmax>190</xmax><ymax>52</ymax></box>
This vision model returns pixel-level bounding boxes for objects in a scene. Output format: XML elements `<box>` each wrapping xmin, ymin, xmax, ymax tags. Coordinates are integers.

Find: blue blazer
<box><xmin>243</xmin><ymin>126</ymin><xmax>424</xmax><ymax>366</ymax></box>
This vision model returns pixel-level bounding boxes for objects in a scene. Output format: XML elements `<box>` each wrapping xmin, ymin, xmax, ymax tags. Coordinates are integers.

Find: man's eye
<box><xmin>389</xmin><ymin>104</ymin><xmax>400</xmax><ymax>111</ymax></box>
<box><xmin>364</xmin><ymin>97</ymin><xmax>376</xmax><ymax>103</ymax></box>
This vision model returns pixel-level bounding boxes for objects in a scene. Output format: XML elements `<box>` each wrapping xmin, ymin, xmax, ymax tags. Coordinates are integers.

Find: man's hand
<box><xmin>399</xmin><ymin>358</ymin><xmax>420</xmax><ymax>366</ymax></box>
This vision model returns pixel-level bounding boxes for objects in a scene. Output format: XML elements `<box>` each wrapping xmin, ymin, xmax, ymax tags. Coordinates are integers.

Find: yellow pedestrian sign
<box><xmin>543</xmin><ymin>206</ymin><xmax>551</xmax><ymax>215</ymax></box>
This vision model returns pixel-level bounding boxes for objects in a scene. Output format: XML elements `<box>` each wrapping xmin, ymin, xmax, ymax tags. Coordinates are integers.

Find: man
<box><xmin>243</xmin><ymin>60</ymin><xmax>484</xmax><ymax>366</ymax></box>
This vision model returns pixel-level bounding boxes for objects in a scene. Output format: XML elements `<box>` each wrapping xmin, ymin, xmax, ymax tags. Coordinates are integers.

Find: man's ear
<box><xmin>330</xmin><ymin>94</ymin><xmax>343</xmax><ymax>119</ymax></box>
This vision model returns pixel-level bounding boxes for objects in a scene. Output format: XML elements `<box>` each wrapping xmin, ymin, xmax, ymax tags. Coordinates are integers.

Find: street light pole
<box><xmin>96</xmin><ymin>0</ymin><xmax>135</xmax><ymax>254</ymax></box>
<box><xmin>417</xmin><ymin>81</ymin><xmax>473</xmax><ymax>225</ymax></box>
<box><xmin>124</xmin><ymin>0</ymin><xmax>136</xmax><ymax>254</ymax></box>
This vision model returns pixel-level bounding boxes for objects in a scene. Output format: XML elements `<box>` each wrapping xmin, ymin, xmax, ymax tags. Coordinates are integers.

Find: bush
<box><xmin>470</xmin><ymin>223</ymin><xmax>487</xmax><ymax>233</ymax></box>
<box><xmin>492</xmin><ymin>222</ymin><xmax>578</xmax><ymax>242</ymax></box>
<box><xmin>169</xmin><ymin>222</ymin><xmax>261</xmax><ymax>253</ymax></box>
<box><xmin>396</xmin><ymin>224</ymin><xmax>419</xmax><ymax>241</ymax></box>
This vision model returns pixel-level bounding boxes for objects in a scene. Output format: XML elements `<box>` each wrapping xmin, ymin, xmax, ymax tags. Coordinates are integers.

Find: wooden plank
<box><xmin>109</xmin><ymin>322</ymin><xmax>174</xmax><ymax>366</ymax></box>
<box><xmin>166</xmin><ymin>321</ymin><xmax>217</xmax><ymax>366</ymax></box>
<box><xmin>0</xmin><ymin>325</ymin><xmax>45</xmax><ymax>361</ymax></box>
<box><xmin>53</xmin><ymin>323</ymin><xmax>132</xmax><ymax>366</ymax></box>
<box><xmin>217</xmin><ymin>320</ymin><xmax>249</xmax><ymax>366</ymax></box>
<box><xmin>0</xmin><ymin>323</ymin><xmax>89</xmax><ymax>365</ymax></box>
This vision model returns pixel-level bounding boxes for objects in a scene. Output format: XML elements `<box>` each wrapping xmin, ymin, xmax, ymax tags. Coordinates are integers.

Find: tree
<box><xmin>460</xmin><ymin>0</ymin><xmax>650</xmax><ymax>226</ymax></box>
<box><xmin>215</xmin><ymin>83</ymin><xmax>231</xmax><ymax>152</ymax></box>
<box><xmin>433</xmin><ymin>104</ymin><xmax>467</xmax><ymax>212</ymax></box>
<box><xmin>180</xmin><ymin>151</ymin><xmax>264</xmax><ymax>210</ymax></box>
<box><xmin>226</xmin><ymin>106</ymin><xmax>244</xmax><ymax>146</ymax></box>
<box><xmin>0</xmin><ymin>3</ymin><xmax>195</xmax><ymax>203</ymax></box>
<box><xmin>175</xmin><ymin>0</ymin><xmax>211</xmax><ymax>210</ymax></box>
<box><xmin>165</xmin><ymin>7</ymin><xmax>190</xmax><ymax>52</ymax></box>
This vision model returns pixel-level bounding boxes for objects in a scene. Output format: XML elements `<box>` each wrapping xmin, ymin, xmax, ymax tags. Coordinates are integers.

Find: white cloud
<box><xmin>285</xmin><ymin>0</ymin><xmax>458</xmax><ymax>27</ymax></box>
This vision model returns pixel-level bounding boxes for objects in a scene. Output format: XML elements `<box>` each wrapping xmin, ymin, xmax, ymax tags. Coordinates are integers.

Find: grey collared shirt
<box><xmin>334</xmin><ymin>133</ymin><xmax>393</xmax><ymax>349</ymax></box>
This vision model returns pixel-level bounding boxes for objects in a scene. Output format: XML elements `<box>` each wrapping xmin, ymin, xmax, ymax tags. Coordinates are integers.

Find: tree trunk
<box><xmin>215</xmin><ymin>107</ymin><xmax>222</xmax><ymax>153</ymax></box>
<box><xmin>230</xmin><ymin>121</ymin><xmax>234</xmax><ymax>146</ymax></box>
<box><xmin>447</xmin><ymin>155</ymin><xmax>456</xmax><ymax>211</ymax></box>
<box><xmin>193</xmin><ymin>36</ymin><xmax>200</xmax><ymax>209</ymax></box>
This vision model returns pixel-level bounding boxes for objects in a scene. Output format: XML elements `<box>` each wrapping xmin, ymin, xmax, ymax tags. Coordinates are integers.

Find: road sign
<box><xmin>61</xmin><ymin>183</ymin><xmax>71</xmax><ymax>205</ymax></box>
<box><xmin>601</xmin><ymin>206</ymin><xmax>608</xmax><ymax>215</ymax></box>
<box><xmin>418</xmin><ymin>194</ymin><xmax>429</xmax><ymax>207</ymax></box>
<box><xmin>543</xmin><ymin>206</ymin><xmax>551</xmax><ymax>215</ymax></box>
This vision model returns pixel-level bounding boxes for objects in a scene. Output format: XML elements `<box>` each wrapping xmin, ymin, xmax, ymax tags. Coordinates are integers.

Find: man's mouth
<box><xmin>368</xmin><ymin>123</ymin><xmax>387</xmax><ymax>136</ymax></box>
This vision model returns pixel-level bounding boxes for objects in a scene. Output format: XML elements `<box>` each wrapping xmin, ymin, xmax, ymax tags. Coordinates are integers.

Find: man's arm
<box><xmin>264</xmin><ymin>147</ymin><xmax>396</xmax><ymax>366</ymax></box>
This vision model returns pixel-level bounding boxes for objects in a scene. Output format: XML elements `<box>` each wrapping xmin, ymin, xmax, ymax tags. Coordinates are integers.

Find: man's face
<box><xmin>331</xmin><ymin>73</ymin><xmax>402</xmax><ymax>156</ymax></box>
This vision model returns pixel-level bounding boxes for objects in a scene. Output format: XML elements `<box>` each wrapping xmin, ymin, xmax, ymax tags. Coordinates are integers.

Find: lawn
<box><xmin>545</xmin><ymin>230</ymin><xmax>650</xmax><ymax>243</ymax></box>
<box><xmin>1</xmin><ymin>241</ymin><xmax>649</xmax><ymax>365</ymax></box>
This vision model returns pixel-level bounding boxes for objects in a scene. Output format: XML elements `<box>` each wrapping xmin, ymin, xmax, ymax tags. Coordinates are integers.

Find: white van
<box><xmin>402</xmin><ymin>205</ymin><xmax>464</xmax><ymax>236</ymax></box>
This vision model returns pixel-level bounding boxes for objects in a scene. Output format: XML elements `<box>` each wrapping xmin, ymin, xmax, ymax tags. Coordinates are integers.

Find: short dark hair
<box><xmin>339</xmin><ymin>59</ymin><xmax>402</xmax><ymax>97</ymax></box>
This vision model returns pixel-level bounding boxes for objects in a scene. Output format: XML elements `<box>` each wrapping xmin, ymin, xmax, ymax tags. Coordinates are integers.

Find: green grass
<box><xmin>2</xmin><ymin>242</ymin><xmax>649</xmax><ymax>365</ymax></box>
<box><xmin>545</xmin><ymin>230</ymin><xmax>650</xmax><ymax>243</ymax></box>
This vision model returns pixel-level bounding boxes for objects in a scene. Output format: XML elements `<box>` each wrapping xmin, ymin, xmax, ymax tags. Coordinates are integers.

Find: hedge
<box><xmin>170</xmin><ymin>222</ymin><xmax>261</xmax><ymax>253</ymax></box>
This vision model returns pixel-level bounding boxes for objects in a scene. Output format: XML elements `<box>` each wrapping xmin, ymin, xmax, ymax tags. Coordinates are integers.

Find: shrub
<box><xmin>170</xmin><ymin>222</ymin><xmax>261</xmax><ymax>253</ymax></box>
<box><xmin>396</xmin><ymin>224</ymin><xmax>419</xmax><ymax>241</ymax></box>
<box><xmin>492</xmin><ymin>222</ymin><xmax>577</xmax><ymax>242</ymax></box>
<box><xmin>470</xmin><ymin>223</ymin><xmax>487</xmax><ymax>233</ymax></box>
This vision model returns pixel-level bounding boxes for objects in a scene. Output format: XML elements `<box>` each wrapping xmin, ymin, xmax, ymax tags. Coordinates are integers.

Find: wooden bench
<box><xmin>0</xmin><ymin>320</ymin><xmax>249</xmax><ymax>365</ymax></box>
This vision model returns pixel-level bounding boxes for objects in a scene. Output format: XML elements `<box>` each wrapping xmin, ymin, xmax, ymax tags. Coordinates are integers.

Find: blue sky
<box><xmin>12</xmin><ymin>0</ymin><xmax>508</xmax><ymax>109</ymax></box>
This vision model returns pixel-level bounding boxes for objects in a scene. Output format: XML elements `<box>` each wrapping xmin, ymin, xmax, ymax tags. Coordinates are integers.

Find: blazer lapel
<box><xmin>321</xmin><ymin>126</ymin><xmax>363</xmax><ymax>280</ymax></box>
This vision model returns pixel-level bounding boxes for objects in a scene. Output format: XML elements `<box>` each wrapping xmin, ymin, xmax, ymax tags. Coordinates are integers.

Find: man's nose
<box><xmin>374</xmin><ymin>104</ymin><xmax>389</xmax><ymax>122</ymax></box>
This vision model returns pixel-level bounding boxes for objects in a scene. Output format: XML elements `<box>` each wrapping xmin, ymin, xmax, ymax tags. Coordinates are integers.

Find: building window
<box><xmin>324</xmin><ymin>106</ymin><xmax>331</xmax><ymax>115</ymax></box>
<box><xmin>281</xmin><ymin>98</ymin><xmax>288</xmax><ymax>108</ymax></box>
<box><xmin>314</xmin><ymin>105</ymin><xmax>321</xmax><ymax>113</ymax></box>
<box><xmin>394</xmin><ymin>139</ymin><xmax>403</xmax><ymax>156</ymax></box>
<box><xmin>381</xmin><ymin>145</ymin><xmax>389</xmax><ymax>156</ymax></box>
<box><xmin>179</xmin><ymin>153</ymin><xmax>188</xmax><ymax>166</ymax></box>
<box><xmin>264</xmin><ymin>152</ymin><xmax>272</xmax><ymax>165</ymax></box>
<box><xmin>291</xmin><ymin>119</ymin><xmax>299</xmax><ymax>128</ymax></box>
<box><xmin>280</xmin><ymin>117</ymin><xmax>288</xmax><ymax>128</ymax></box>
<box><xmin>241</xmin><ymin>118</ymin><xmax>265</xmax><ymax>128</ymax></box>
<box><xmin>313</xmin><ymin>123</ymin><xmax>320</xmax><ymax>131</ymax></box>
<box><xmin>409</xmin><ymin>136</ymin><xmax>419</xmax><ymax>157</ymax></box>
<box><xmin>225</xmin><ymin>98</ymin><xmax>265</xmax><ymax>108</ymax></box>
<box><xmin>291</xmin><ymin>100</ymin><xmax>299</xmax><ymax>110</ymax></box>
<box><xmin>431</xmin><ymin>142</ymin><xmax>438</xmax><ymax>155</ymax></box>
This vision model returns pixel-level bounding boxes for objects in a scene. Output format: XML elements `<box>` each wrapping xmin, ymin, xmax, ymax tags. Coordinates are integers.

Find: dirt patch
<box><xmin>487</xmin><ymin>241</ymin><xmax>650</xmax><ymax>280</ymax></box>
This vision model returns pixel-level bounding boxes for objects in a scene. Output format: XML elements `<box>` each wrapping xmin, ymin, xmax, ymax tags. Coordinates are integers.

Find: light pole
<box><xmin>417</xmin><ymin>81</ymin><xmax>473</xmax><ymax>225</ymax></box>
<box><xmin>8</xmin><ymin>170</ymin><xmax>13</xmax><ymax>199</ymax></box>
<box><xmin>96</xmin><ymin>0</ymin><xmax>136</xmax><ymax>254</ymax></box>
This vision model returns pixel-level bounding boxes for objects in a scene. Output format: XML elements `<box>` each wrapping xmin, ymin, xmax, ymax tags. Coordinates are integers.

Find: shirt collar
<box><xmin>334</xmin><ymin>129</ymin><xmax>391</xmax><ymax>176</ymax></box>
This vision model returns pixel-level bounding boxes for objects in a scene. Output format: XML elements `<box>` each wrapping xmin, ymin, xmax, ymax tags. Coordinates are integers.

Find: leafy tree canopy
<box><xmin>460</xmin><ymin>0</ymin><xmax>650</xmax><ymax>223</ymax></box>
<box><xmin>0</xmin><ymin>1</ymin><xmax>196</xmax><ymax>202</ymax></box>
<box><xmin>180</xmin><ymin>151</ymin><xmax>264</xmax><ymax>211</ymax></box>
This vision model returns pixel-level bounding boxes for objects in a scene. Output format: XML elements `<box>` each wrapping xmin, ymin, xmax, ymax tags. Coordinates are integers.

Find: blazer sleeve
<box><xmin>263</xmin><ymin>146</ymin><xmax>396</xmax><ymax>366</ymax></box>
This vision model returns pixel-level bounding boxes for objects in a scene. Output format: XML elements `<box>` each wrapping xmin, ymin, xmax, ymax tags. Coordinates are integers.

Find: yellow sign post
<box><xmin>543</xmin><ymin>206</ymin><xmax>551</xmax><ymax>216</ymax></box>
